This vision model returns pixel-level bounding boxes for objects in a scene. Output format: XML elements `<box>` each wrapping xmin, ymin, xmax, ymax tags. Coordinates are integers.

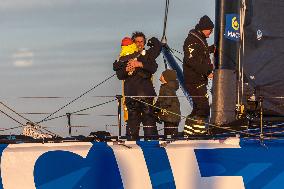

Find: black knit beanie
<box><xmin>197</xmin><ymin>15</ymin><xmax>214</xmax><ymax>30</ymax></box>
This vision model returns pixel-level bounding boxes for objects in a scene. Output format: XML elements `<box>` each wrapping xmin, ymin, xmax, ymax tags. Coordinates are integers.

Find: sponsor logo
<box><xmin>225</xmin><ymin>14</ymin><xmax>240</xmax><ymax>41</ymax></box>
<box><xmin>232</xmin><ymin>16</ymin><xmax>239</xmax><ymax>30</ymax></box>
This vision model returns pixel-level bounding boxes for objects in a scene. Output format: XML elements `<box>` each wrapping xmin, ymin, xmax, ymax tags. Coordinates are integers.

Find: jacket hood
<box><xmin>163</xmin><ymin>80</ymin><xmax>179</xmax><ymax>91</ymax></box>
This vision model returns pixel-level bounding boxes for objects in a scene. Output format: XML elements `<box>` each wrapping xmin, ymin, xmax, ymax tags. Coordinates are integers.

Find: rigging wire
<box><xmin>0</xmin><ymin>109</ymin><xmax>25</xmax><ymax>127</ymax></box>
<box><xmin>128</xmin><ymin>96</ymin><xmax>261</xmax><ymax>137</ymax></box>
<box><xmin>0</xmin><ymin>99</ymin><xmax>115</xmax><ymax>135</ymax></box>
<box><xmin>0</xmin><ymin>102</ymin><xmax>58</xmax><ymax>137</ymax></box>
<box><xmin>20</xmin><ymin>96</ymin><xmax>70</xmax><ymax>99</ymax></box>
<box><xmin>15</xmin><ymin>93</ymin><xmax>284</xmax><ymax>99</ymax></box>
<box><xmin>14</xmin><ymin>95</ymin><xmax>284</xmax><ymax>99</ymax></box>
<box><xmin>41</xmin><ymin>99</ymin><xmax>116</xmax><ymax>123</ymax></box>
<box><xmin>0</xmin><ymin>102</ymin><xmax>33</xmax><ymax>124</ymax></box>
<box><xmin>125</xmin><ymin>95</ymin><xmax>205</xmax><ymax>98</ymax></box>
<box><xmin>36</xmin><ymin>73</ymin><xmax>116</xmax><ymax>124</ymax></box>
<box><xmin>0</xmin><ymin>72</ymin><xmax>116</xmax><ymax>136</ymax></box>
<box><xmin>18</xmin><ymin>95</ymin><xmax>241</xmax><ymax>99</ymax></box>
<box><xmin>19</xmin><ymin>112</ymin><xmax>89</xmax><ymax>115</ymax></box>
<box><xmin>162</xmin><ymin>0</ymin><xmax>170</xmax><ymax>42</ymax></box>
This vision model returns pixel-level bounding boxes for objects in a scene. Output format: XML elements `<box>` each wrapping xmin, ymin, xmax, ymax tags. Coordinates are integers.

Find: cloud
<box><xmin>14</xmin><ymin>60</ymin><xmax>33</xmax><ymax>67</ymax></box>
<box><xmin>12</xmin><ymin>49</ymin><xmax>34</xmax><ymax>68</ymax></box>
<box><xmin>13</xmin><ymin>50</ymin><xmax>34</xmax><ymax>59</ymax></box>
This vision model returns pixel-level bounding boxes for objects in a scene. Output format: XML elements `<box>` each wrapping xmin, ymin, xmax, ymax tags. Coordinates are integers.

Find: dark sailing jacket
<box><xmin>183</xmin><ymin>28</ymin><xmax>214</xmax><ymax>86</ymax></box>
<box><xmin>113</xmin><ymin>37</ymin><xmax>162</xmax><ymax>96</ymax></box>
<box><xmin>155</xmin><ymin>80</ymin><xmax>181</xmax><ymax>123</ymax></box>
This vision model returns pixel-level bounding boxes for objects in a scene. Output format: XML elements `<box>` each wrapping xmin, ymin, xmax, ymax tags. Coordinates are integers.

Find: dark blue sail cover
<box><xmin>243</xmin><ymin>0</ymin><xmax>284</xmax><ymax>115</ymax></box>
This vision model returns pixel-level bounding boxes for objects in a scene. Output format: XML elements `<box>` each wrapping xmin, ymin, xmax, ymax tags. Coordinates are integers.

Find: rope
<box><xmin>92</xmin><ymin>95</ymin><xmax>207</xmax><ymax>98</ymax></box>
<box><xmin>20</xmin><ymin>96</ymin><xmax>71</xmax><ymax>99</ymax></box>
<box><xmin>125</xmin><ymin>95</ymin><xmax>205</xmax><ymax>98</ymax></box>
<box><xmin>41</xmin><ymin>99</ymin><xmax>116</xmax><ymax>122</ymax></box>
<box><xmin>213</xmin><ymin>123</ymin><xmax>284</xmax><ymax>137</ymax></box>
<box><xmin>162</xmin><ymin>0</ymin><xmax>170</xmax><ymax>41</ymax></box>
<box><xmin>67</xmin><ymin>125</ymin><xmax>89</xmax><ymax>128</ymax></box>
<box><xmin>167</xmin><ymin>46</ymin><xmax>185</xmax><ymax>65</ymax></box>
<box><xmin>0</xmin><ymin>125</ymin><xmax>23</xmax><ymax>132</ymax></box>
<box><xmin>37</xmin><ymin>73</ymin><xmax>116</xmax><ymax>124</ymax></box>
<box><xmin>106</xmin><ymin>124</ymin><xmax>126</xmax><ymax>127</ymax></box>
<box><xmin>265</xmin><ymin>96</ymin><xmax>284</xmax><ymax>99</ymax></box>
<box><xmin>128</xmin><ymin>96</ymin><xmax>260</xmax><ymax>137</ymax></box>
<box><xmin>19</xmin><ymin>112</ymin><xmax>89</xmax><ymax>115</ymax></box>
<box><xmin>170</xmin><ymin>47</ymin><xmax>183</xmax><ymax>56</ymax></box>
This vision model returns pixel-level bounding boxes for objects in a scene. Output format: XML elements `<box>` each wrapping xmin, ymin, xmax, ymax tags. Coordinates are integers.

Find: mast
<box><xmin>211</xmin><ymin>0</ymin><xmax>241</xmax><ymax>125</ymax></box>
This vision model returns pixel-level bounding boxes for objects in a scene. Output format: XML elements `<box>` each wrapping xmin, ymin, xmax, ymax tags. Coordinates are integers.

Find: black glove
<box><xmin>154</xmin><ymin>107</ymin><xmax>160</xmax><ymax>114</ymax></box>
<box><xmin>153</xmin><ymin>108</ymin><xmax>162</xmax><ymax>124</ymax></box>
<box><xmin>209</xmin><ymin>44</ymin><xmax>216</xmax><ymax>54</ymax></box>
<box><xmin>153</xmin><ymin>111</ymin><xmax>162</xmax><ymax>124</ymax></box>
<box><xmin>147</xmin><ymin>37</ymin><xmax>160</xmax><ymax>47</ymax></box>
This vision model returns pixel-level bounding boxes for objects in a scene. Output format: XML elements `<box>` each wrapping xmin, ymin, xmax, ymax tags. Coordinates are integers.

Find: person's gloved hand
<box><xmin>209</xmin><ymin>44</ymin><xmax>216</xmax><ymax>54</ymax></box>
<box><xmin>154</xmin><ymin>108</ymin><xmax>160</xmax><ymax>114</ymax></box>
<box><xmin>147</xmin><ymin>37</ymin><xmax>160</xmax><ymax>47</ymax></box>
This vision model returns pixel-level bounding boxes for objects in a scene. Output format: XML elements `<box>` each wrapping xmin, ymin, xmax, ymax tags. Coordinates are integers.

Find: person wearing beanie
<box><xmin>155</xmin><ymin>69</ymin><xmax>181</xmax><ymax>138</ymax></box>
<box><xmin>113</xmin><ymin>32</ymin><xmax>162</xmax><ymax>141</ymax></box>
<box><xmin>182</xmin><ymin>15</ymin><xmax>215</xmax><ymax>136</ymax></box>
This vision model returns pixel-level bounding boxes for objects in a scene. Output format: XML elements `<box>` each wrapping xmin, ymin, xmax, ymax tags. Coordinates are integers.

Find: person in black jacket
<box><xmin>155</xmin><ymin>69</ymin><xmax>181</xmax><ymax>138</ymax></box>
<box><xmin>182</xmin><ymin>15</ymin><xmax>215</xmax><ymax>136</ymax></box>
<box><xmin>113</xmin><ymin>31</ymin><xmax>162</xmax><ymax>140</ymax></box>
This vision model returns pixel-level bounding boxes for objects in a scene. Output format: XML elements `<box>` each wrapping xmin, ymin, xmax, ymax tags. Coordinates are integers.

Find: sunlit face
<box><xmin>202</xmin><ymin>29</ymin><xmax>213</xmax><ymax>38</ymax></box>
<box><xmin>160</xmin><ymin>75</ymin><xmax>167</xmax><ymax>84</ymax></box>
<box><xmin>133</xmin><ymin>36</ymin><xmax>145</xmax><ymax>52</ymax></box>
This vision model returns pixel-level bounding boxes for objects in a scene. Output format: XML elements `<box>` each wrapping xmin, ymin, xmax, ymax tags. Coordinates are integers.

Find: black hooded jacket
<box><xmin>113</xmin><ymin>37</ymin><xmax>162</xmax><ymax>96</ymax></box>
<box><xmin>155</xmin><ymin>80</ymin><xmax>181</xmax><ymax>123</ymax></box>
<box><xmin>183</xmin><ymin>28</ymin><xmax>214</xmax><ymax>86</ymax></box>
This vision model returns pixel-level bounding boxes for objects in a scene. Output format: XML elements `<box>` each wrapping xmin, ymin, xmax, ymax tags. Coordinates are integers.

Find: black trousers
<box><xmin>186</xmin><ymin>83</ymin><xmax>210</xmax><ymax>118</ymax></box>
<box><xmin>184</xmin><ymin>83</ymin><xmax>209</xmax><ymax>135</ymax></box>
<box><xmin>164</xmin><ymin>122</ymin><xmax>179</xmax><ymax>137</ymax></box>
<box><xmin>126</xmin><ymin>98</ymin><xmax>157</xmax><ymax>140</ymax></box>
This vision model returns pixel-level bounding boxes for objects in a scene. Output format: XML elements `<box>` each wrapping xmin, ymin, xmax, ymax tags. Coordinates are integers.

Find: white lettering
<box><xmin>165</xmin><ymin>140</ymin><xmax>245</xmax><ymax>189</ymax></box>
<box><xmin>227</xmin><ymin>31</ymin><xmax>241</xmax><ymax>39</ymax></box>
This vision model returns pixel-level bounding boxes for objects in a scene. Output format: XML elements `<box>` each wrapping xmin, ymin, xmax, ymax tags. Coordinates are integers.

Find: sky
<box><xmin>0</xmin><ymin>0</ymin><xmax>215</xmax><ymax>137</ymax></box>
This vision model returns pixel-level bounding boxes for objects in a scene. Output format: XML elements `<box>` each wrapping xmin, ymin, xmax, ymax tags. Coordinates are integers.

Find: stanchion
<box><xmin>66</xmin><ymin>113</ymin><xmax>72</xmax><ymax>137</ymax></box>
<box><xmin>116</xmin><ymin>95</ymin><xmax>122</xmax><ymax>139</ymax></box>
